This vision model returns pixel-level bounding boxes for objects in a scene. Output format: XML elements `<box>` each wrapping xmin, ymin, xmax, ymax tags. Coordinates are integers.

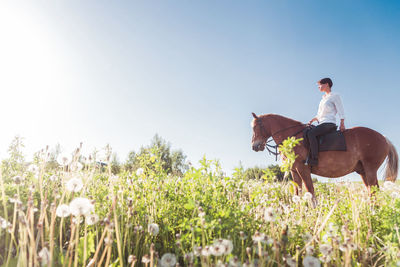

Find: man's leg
<box><xmin>306</xmin><ymin>123</ymin><xmax>337</xmax><ymax>165</ymax></box>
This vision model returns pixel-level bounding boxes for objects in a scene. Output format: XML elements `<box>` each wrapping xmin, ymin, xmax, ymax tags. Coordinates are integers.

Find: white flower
<box><xmin>201</xmin><ymin>246</ymin><xmax>211</xmax><ymax>257</ymax></box>
<box><xmin>85</xmin><ymin>214</ymin><xmax>99</xmax><ymax>225</ymax></box>
<box><xmin>210</xmin><ymin>243</ymin><xmax>225</xmax><ymax>256</ymax></box>
<box><xmin>320</xmin><ymin>255</ymin><xmax>331</xmax><ymax>263</ymax></box>
<box><xmin>264</xmin><ymin>207</ymin><xmax>276</xmax><ymax>222</ymax></box>
<box><xmin>302</xmin><ymin>255</ymin><xmax>321</xmax><ymax>267</ymax></box>
<box><xmin>69</xmin><ymin>197</ymin><xmax>94</xmax><ymax>217</ymax></box>
<box><xmin>0</xmin><ymin>218</ymin><xmax>11</xmax><ymax>229</ymax></box>
<box><xmin>12</xmin><ymin>175</ymin><xmax>23</xmax><ymax>185</ymax></box>
<box><xmin>303</xmin><ymin>232</ymin><xmax>313</xmax><ymax>243</ymax></box>
<box><xmin>285</xmin><ymin>255</ymin><xmax>296</xmax><ymax>267</ymax></box>
<box><xmin>66</xmin><ymin>177</ymin><xmax>83</xmax><ymax>193</ymax></box>
<box><xmin>57</xmin><ymin>154</ymin><xmax>71</xmax><ymax>166</ymax></box>
<box><xmin>292</xmin><ymin>195</ymin><xmax>301</xmax><ymax>203</ymax></box>
<box><xmin>49</xmin><ymin>175</ymin><xmax>58</xmax><ymax>182</ymax></box>
<box><xmin>28</xmin><ymin>164</ymin><xmax>39</xmax><ymax>173</ymax></box>
<box><xmin>38</xmin><ymin>247</ymin><xmax>50</xmax><ymax>265</ymax></box>
<box><xmin>136</xmin><ymin>168</ymin><xmax>144</xmax><ymax>176</ymax></box>
<box><xmin>229</xmin><ymin>256</ymin><xmax>241</xmax><ymax>267</ymax></box>
<box><xmin>160</xmin><ymin>253</ymin><xmax>176</xmax><ymax>267</ymax></box>
<box><xmin>306</xmin><ymin>245</ymin><xmax>314</xmax><ymax>255</ymax></box>
<box><xmin>148</xmin><ymin>223</ymin><xmax>159</xmax><ymax>236</ymax></box>
<box><xmin>56</xmin><ymin>204</ymin><xmax>71</xmax><ymax>218</ymax></box>
<box><xmin>141</xmin><ymin>254</ymin><xmax>150</xmax><ymax>264</ymax></box>
<box><xmin>70</xmin><ymin>162</ymin><xmax>83</xmax><ymax>172</ymax></box>
<box><xmin>319</xmin><ymin>244</ymin><xmax>332</xmax><ymax>256</ymax></box>
<box><xmin>252</xmin><ymin>232</ymin><xmax>265</xmax><ymax>242</ymax></box>
<box><xmin>303</xmin><ymin>192</ymin><xmax>313</xmax><ymax>201</ymax></box>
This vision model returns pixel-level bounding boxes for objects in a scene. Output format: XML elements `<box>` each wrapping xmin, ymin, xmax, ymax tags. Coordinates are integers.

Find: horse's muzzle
<box><xmin>252</xmin><ymin>142</ymin><xmax>265</xmax><ymax>152</ymax></box>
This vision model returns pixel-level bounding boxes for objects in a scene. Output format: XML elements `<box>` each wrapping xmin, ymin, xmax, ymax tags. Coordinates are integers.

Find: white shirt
<box><xmin>316</xmin><ymin>92</ymin><xmax>345</xmax><ymax>124</ymax></box>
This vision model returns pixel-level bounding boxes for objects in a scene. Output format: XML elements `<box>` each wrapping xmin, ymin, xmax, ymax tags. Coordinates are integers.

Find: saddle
<box><xmin>303</xmin><ymin>126</ymin><xmax>347</xmax><ymax>152</ymax></box>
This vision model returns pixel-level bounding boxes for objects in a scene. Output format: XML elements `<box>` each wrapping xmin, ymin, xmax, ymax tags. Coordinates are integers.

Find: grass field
<box><xmin>1</xmin><ymin>146</ymin><xmax>400</xmax><ymax>267</ymax></box>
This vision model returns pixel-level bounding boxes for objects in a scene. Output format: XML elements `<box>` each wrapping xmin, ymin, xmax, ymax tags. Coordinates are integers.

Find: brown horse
<box><xmin>251</xmin><ymin>113</ymin><xmax>398</xmax><ymax>202</ymax></box>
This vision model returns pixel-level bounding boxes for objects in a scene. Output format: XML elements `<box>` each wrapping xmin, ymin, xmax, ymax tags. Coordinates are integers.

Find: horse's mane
<box><xmin>259</xmin><ymin>114</ymin><xmax>303</xmax><ymax>126</ymax></box>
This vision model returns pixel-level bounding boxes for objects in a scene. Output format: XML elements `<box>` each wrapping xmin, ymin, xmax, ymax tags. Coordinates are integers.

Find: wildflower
<box><xmin>141</xmin><ymin>254</ymin><xmax>150</xmax><ymax>264</ymax></box>
<box><xmin>303</xmin><ymin>232</ymin><xmax>313</xmax><ymax>243</ymax></box>
<box><xmin>252</xmin><ymin>231</ymin><xmax>265</xmax><ymax>243</ymax></box>
<box><xmin>383</xmin><ymin>180</ymin><xmax>396</xmax><ymax>190</ymax></box>
<box><xmin>69</xmin><ymin>197</ymin><xmax>94</xmax><ymax>217</ymax></box>
<box><xmin>264</xmin><ymin>207</ymin><xmax>276</xmax><ymax>222</ymax></box>
<box><xmin>66</xmin><ymin>177</ymin><xmax>83</xmax><ymax>193</ymax></box>
<box><xmin>85</xmin><ymin>214</ymin><xmax>99</xmax><ymax>225</ymax></box>
<box><xmin>70</xmin><ymin>162</ymin><xmax>83</xmax><ymax>172</ymax></box>
<box><xmin>306</xmin><ymin>245</ymin><xmax>314</xmax><ymax>255</ymax></box>
<box><xmin>319</xmin><ymin>244</ymin><xmax>332</xmax><ymax>256</ymax></box>
<box><xmin>160</xmin><ymin>253</ymin><xmax>177</xmax><ymax>267</ymax></box>
<box><xmin>303</xmin><ymin>255</ymin><xmax>321</xmax><ymax>267</ymax></box>
<box><xmin>292</xmin><ymin>195</ymin><xmax>301</xmax><ymax>203</ymax></box>
<box><xmin>28</xmin><ymin>164</ymin><xmax>39</xmax><ymax>173</ymax></box>
<box><xmin>210</xmin><ymin>243</ymin><xmax>225</xmax><ymax>256</ymax></box>
<box><xmin>136</xmin><ymin>168</ymin><xmax>144</xmax><ymax>176</ymax></box>
<box><xmin>49</xmin><ymin>175</ymin><xmax>58</xmax><ymax>182</ymax></box>
<box><xmin>38</xmin><ymin>247</ymin><xmax>50</xmax><ymax>265</ymax></box>
<box><xmin>320</xmin><ymin>255</ymin><xmax>331</xmax><ymax>263</ymax></box>
<box><xmin>128</xmin><ymin>255</ymin><xmax>136</xmax><ymax>264</ymax></box>
<box><xmin>148</xmin><ymin>223</ymin><xmax>159</xmax><ymax>236</ymax></box>
<box><xmin>229</xmin><ymin>256</ymin><xmax>241</xmax><ymax>267</ymax></box>
<box><xmin>12</xmin><ymin>175</ymin><xmax>23</xmax><ymax>185</ymax></box>
<box><xmin>201</xmin><ymin>246</ymin><xmax>211</xmax><ymax>257</ymax></box>
<box><xmin>57</xmin><ymin>154</ymin><xmax>71</xmax><ymax>166</ymax></box>
<box><xmin>104</xmin><ymin>237</ymin><xmax>113</xmax><ymax>246</ymax></box>
<box><xmin>239</xmin><ymin>231</ymin><xmax>247</xmax><ymax>240</ymax></box>
<box><xmin>0</xmin><ymin>217</ymin><xmax>11</xmax><ymax>229</ymax></box>
<box><xmin>303</xmin><ymin>192</ymin><xmax>313</xmax><ymax>201</ymax></box>
<box><xmin>56</xmin><ymin>204</ymin><xmax>71</xmax><ymax>218</ymax></box>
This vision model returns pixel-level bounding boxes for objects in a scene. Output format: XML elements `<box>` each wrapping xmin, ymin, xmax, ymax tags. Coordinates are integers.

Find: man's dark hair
<box><xmin>318</xmin><ymin>78</ymin><xmax>333</xmax><ymax>88</ymax></box>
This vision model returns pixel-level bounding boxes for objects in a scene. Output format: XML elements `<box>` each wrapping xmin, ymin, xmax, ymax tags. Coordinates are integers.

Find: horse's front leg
<box><xmin>294</xmin><ymin>165</ymin><xmax>317</xmax><ymax>207</ymax></box>
<box><xmin>290</xmin><ymin>169</ymin><xmax>303</xmax><ymax>195</ymax></box>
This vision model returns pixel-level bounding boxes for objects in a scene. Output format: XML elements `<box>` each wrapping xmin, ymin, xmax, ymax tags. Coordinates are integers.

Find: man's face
<box><xmin>318</xmin><ymin>82</ymin><xmax>330</xmax><ymax>92</ymax></box>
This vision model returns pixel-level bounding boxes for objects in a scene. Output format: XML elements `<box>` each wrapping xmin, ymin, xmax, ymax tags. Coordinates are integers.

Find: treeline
<box><xmin>2</xmin><ymin>135</ymin><xmax>289</xmax><ymax>181</ymax></box>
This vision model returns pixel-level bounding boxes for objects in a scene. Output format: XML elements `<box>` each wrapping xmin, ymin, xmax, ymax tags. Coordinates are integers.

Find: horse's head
<box><xmin>251</xmin><ymin>112</ymin><xmax>269</xmax><ymax>152</ymax></box>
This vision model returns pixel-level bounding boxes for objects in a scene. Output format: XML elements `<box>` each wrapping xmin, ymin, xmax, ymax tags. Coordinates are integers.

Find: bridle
<box><xmin>254</xmin><ymin>118</ymin><xmax>306</xmax><ymax>160</ymax></box>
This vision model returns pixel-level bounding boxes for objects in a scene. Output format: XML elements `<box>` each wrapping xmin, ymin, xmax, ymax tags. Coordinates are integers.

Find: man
<box><xmin>306</xmin><ymin>78</ymin><xmax>345</xmax><ymax>166</ymax></box>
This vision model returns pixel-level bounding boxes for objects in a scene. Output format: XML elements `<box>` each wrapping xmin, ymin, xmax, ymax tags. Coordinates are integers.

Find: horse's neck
<box><xmin>266</xmin><ymin>115</ymin><xmax>303</xmax><ymax>144</ymax></box>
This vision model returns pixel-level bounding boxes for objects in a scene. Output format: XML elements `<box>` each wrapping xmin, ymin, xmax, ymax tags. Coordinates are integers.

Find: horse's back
<box><xmin>345</xmin><ymin>126</ymin><xmax>389</xmax><ymax>163</ymax></box>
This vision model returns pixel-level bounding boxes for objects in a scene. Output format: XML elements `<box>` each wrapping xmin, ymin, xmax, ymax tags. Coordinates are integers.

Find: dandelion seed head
<box><xmin>65</xmin><ymin>177</ymin><xmax>84</xmax><ymax>193</ymax></box>
<box><xmin>319</xmin><ymin>244</ymin><xmax>333</xmax><ymax>256</ymax></box>
<box><xmin>57</xmin><ymin>154</ymin><xmax>71</xmax><ymax>166</ymax></box>
<box><xmin>69</xmin><ymin>197</ymin><xmax>94</xmax><ymax>217</ymax></box>
<box><xmin>303</xmin><ymin>255</ymin><xmax>321</xmax><ymax>267</ymax></box>
<box><xmin>136</xmin><ymin>168</ymin><xmax>144</xmax><ymax>176</ymax></box>
<box><xmin>160</xmin><ymin>253</ymin><xmax>177</xmax><ymax>267</ymax></box>
<box><xmin>56</xmin><ymin>204</ymin><xmax>70</xmax><ymax>218</ymax></box>
<box><xmin>264</xmin><ymin>207</ymin><xmax>276</xmax><ymax>222</ymax></box>
<box><xmin>306</xmin><ymin>245</ymin><xmax>314</xmax><ymax>255</ymax></box>
<box><xmin>148</xmin><ymin>223</ymin><xmax>159</xmax><ymax>236</ymax></box>
<box><xmin>85</xmin><ymin>214</ymin><xmax>99</xmax><ymax>225</ymax></box>
<box><xmin>141</xmin><ymin>254</ymin><xmax>150</xmax><ymax>264</ymax></box>
<box><xmin>12</xmin><ymin>175</ymin><xmax>23</xmax><ymax>185</ymax></box>
<box><xmin>292</xmin><ymin>195</ymin><xmax>301</xmax><ymax>203</ymax></box>
<box><xmin>38</xmin><ymin>247</ymin><xmax>50</xmax><ymax>265</ymax></box>
<box><xmin>303</xmin><ymin>192</ymin><xmax>313</xmax><ymax>201</ymax></box>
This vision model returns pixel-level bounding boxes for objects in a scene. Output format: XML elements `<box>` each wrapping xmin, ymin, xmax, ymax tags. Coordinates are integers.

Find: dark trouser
<box><xmin>307</xmin><ymin>123</ymin><xmax>337</xmax><ymax>160</ymax></box>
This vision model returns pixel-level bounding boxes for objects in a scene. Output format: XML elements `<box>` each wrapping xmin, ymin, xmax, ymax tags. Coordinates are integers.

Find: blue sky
<box><xmin>0</xmin><ymin>1</ymin><xmax>399</xmax><ymax>179</ymax></box>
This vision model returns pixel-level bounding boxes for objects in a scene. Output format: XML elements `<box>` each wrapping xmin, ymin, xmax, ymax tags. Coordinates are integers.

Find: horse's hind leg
<box><xmin>356</xmin><ymin>161</ymin><xmax>379</xmax><ymax>195</ymax></box>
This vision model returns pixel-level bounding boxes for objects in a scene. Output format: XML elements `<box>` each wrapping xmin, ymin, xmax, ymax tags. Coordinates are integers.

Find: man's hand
<box><xmin>340</xmin><ymin>119</ymin><xmax>345</xmax><ymax>132</ymax></box>
<box><xmin>308</xmin><ymin>117</ymin><xmax>318</xmax><ymax>125</ymax></box>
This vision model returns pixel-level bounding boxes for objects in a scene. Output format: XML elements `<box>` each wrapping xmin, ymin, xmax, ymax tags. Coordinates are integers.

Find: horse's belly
<box><xmin>311</xmin><ymin>152</ymin><xmax>358</xmax><ymax>178</ymax></box>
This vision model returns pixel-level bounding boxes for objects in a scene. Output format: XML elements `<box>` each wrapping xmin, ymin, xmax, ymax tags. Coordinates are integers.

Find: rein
<box><xmin>263</xmin><ymin>123</ymin><xmax>306</xmax><ymax>161</ymax></box>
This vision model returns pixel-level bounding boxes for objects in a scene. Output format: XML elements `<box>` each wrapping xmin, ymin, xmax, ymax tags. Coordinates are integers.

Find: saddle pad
<box><xmin>318</xmin><ymin>131</ymin><xmax>347</xmax><ymax>151</ymax></box>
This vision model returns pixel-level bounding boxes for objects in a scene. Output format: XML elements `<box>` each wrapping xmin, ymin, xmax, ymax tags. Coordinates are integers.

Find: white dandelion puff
<box><xmin>69</xmin><ymin>197</ymin><xmax>94</xmax><ymax>217</ymax></box>
<box><xmin>303</xmin><ymin>255</ymin><xmax>321</xmax><ymax>267</ymax></box>
<box><xmin>85</xmin><ymin>214</ymin><xmax>99</xmax><ymax>225</ymax></box>
<box><xmin>160</xmin><ymin>253</ymin><xmax>177</xmax><ymax>267</ymax></box>
<box><xmin>303</xmin><ymin>192</ymin><xmax>313</xmax><ymax>201</ymax></box>
<box><xmin>264</xmin><ymin>207</ymin><xmax>276</xmax><ymax>222</ymax></box>
<box><xmin>306</xmin><ymin>245</ymin><xmax>314</xmax><ymax>255</ymax></box>
<box><xmin>136</xmin><ymin>168</ymin><xmax>144</xmax><ymax>176</ymax></box>
<box><xmin>292</xmin><ymin>195</ymin><xmax>301</xmax><ymax>203</ymax></box>
<box><xmin>148</xmin><ymin>223</ymin><xmax>159</xmax><ymax>236</ymax></box>
<box><xmin>56</xmin><ymin>204</ymin><xmax>71</xmax><ymax>218</ymax></box>
<box><xmin>141</xmin><ymin>254</ymin><xmax>150</xmax><ymax>264</ymax></box>
<box><xmin>38</xmin><ymin>247</ymin><xmax>50</xmax><ymax>265</ymax></box>
<box><xmin>66</xmin><ymin>177</ymin><xmax>83</xmax><ymax>193</ymax></box>
<box><xmin>57</xmin><ymin>154</ymin><xmax>71</xmax><ymax>166</ymax></box>
<box><xmin>319</xmin><ymin>244</ymin><xmax>332</xmax><ymax>256</ymax></box>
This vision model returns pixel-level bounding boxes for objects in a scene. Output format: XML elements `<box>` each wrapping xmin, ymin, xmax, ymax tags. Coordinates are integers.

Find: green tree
<box><xmin>124</xmin><ymin>134</ymin><xmax>189</xmax><ymax>176</ymax></box>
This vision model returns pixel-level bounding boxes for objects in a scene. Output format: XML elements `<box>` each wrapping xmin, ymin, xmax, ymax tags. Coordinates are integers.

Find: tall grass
<box><xmin>0</xmin><ymin>143</ymin><xmax>400</xmax><ymax>266</ymax></box>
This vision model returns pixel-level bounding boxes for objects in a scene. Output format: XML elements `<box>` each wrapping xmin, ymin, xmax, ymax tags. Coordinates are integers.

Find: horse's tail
<box><xmin>384</xmin><ymin>138</ymin><xmax>398</xmax><ymax>182</ymax></box>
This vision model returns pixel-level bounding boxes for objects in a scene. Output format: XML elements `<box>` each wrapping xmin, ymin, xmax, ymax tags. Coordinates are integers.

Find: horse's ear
<box><xmin>252</xmin><ymin>112</ymin><xmax>258</xmax><ymax>119</ymax></box>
